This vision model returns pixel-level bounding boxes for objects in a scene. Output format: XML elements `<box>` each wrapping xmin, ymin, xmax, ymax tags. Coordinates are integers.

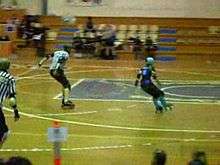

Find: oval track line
<box><xmin>13</xmin><ymin>63</ymin><xmax>220</xmax><ymax>80</ymax></box>
<box><xmin>10</xmin><ymin>132</ymin><xmax>220</xmax><ymax>143</ymax></box>
<box><xmin>3</xmin><ymin>107</ymin><xmax>220</xmax><ymax>134</ymax></box>
<box><xmin>162</xmin><ymin>85</ymin><xmax>219</xmax><ymax>99</ymax></box>
<box><xmin>36</xmin><ymin>111</ymin><xmax>97</xmax><ymax>116</ymax></box>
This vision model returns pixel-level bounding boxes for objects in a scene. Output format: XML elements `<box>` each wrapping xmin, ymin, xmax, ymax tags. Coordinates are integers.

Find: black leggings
<box><xmin>50</xmin><ymin>69</ymin><xmax>71</xmax><ymax>90</ymax></box>
<box><xmin>141</xmin><ymin>83</ymin><xmax>164</xmax><ymax>99</ymax></box>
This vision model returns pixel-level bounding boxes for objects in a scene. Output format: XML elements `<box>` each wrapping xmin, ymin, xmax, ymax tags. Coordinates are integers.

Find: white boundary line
<box><xmin>57</xmin><ymin>97</ymin><xmax>220</xmax><ymax>105</ymax></box>
<box><xmin>51</xmin><ymin>79</ymin><xmax>220</xmax><ymax>104</ymax></box>
<box><xmin>162</xmin><ymin>85</ymin><xmax>219</xmax><ymax>99</ymax></box>
<box><xmin>0</xmin><ymin>145</ymin><xmax>133</xmax><ymax>152</ymax></box>
<box><xmin>36</xmin><ymin>111</ymin><xmax>97</xmax><ymax>116</ymax></box>
<box><xmin>53</xmin><ymin>79</ymin><xmax>85</xmax><ymax>99</ymax></box>
<box><xmin>1</xmin><ymin>136</ymin><xmax>220</xmax><ymax>152</ymax></box>
<box><xmin>13</xmin><ymin>62</ymin><xmax>220</xmax><ymax>78</ymax></box>
<box><xmin>3</xmin><ymin>107</ymin><xmax>220</xmax><ymax>133</ymax></box>
<box><xmin>10</xmin><ymin>132</ymin><xmax>220</xmax><ymax>142</ymax></box>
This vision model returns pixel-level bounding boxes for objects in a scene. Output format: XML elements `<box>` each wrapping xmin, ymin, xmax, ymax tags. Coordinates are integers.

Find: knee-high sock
<box><xmin>62</xmin><ymin>88</ymin><xmax>70</xmax><ymax>103</ymax></box>
<box><xmin>158</xmin><ymin>96</ymin><xmax>168</xmax><ymax>108</ymax></box>
<box><xmin>153</xmin><ymin>98</ymin><xmax>163</xmax><ymax>110</ymax></box>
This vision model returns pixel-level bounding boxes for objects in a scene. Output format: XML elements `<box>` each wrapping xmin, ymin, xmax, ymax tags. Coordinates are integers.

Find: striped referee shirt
<box><xmin>0</xmin><ymin>70</ymin><xmax>16</xmax><ymax>106</ymax></box>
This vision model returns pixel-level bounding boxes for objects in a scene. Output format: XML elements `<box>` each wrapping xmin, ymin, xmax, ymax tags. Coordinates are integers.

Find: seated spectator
<box><xmin>188</xmin><ymin>151</ymin><xmax>207</xmax><ymax>165</ymax></box>
<box><xmin>84</xmin><ymin>17</ymin><xmax>96</xmax><ymax>35</ymax></box>
<box><xmin>32</xmin><ymin>23</ymin><xmax>48</xmax><ymax>57</ymax></box>
<box><xmin>5</xmin><ymin>156</ymin><xmax>32</xmax><ymax>165</ymax></box>
<box><xmin>151</xmin><ymin>149</ymin><xmax>167</xmax><ymax>165</ymax></box>
<box><xmin>144</xmin><ymin>36</ymin><xmax>158</xmax><ymax>59</ymax></box>
<box><xmin>99</xmin><ymin>24</ymin><xmax>116</xmax><ymax>60</ymax></box>
<box><xmin>72</xmin><ymin>31</ymin><xmax>85</xmax><ymax>57</ymax></box>
<box><xmin>128</xmin><ymin>36</ymin><xmax>143</xmax><ymax>59</ymax></box>
<box><xmin>17</xmin><ymin>18</ymin><xmax>27</xmax><ymax>39</ymax></box>
<box><xmin>0</xmin><ymin>35</ymin><xmax>10</xmax><ymax>41</ymax></box>
<box><xmin>5</xmin><ymin>15</ymin><xmax>20</xmax><ymax>32</ymax></box>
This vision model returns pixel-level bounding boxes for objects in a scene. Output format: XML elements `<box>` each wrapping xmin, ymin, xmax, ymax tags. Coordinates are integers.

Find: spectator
<box><xmin>5</xmin><ymin>156</ymin><xmax>32</xmax><ymax>165</ymax></box>
<box><xmin>16</xmin><ymin>18</ymin><xmax>27</xmax><ymax>39</ymax></box>
<box><xmin>5</xmin><ymin>15</ymin><xmax>20</xmax><ymax>33</ymax></box>
<box><xmin>32</xmin><ymin>23</ymin><xmax>48</xmax><ymax>57</ymax></box>
<box><xmin>129</xmin><ymin>36</ymin><xmax>143</xmax><ymax>59</ymax></box>
<box><xmin>0</xmin><ymin>35</ymin><xmax>10</xmax><ymax>41</ymax></box>
<box><xmin>100</xmin><ymin>24</ymin><xmax>116</xmax><ymax>59</ymax></box>
<box><xmin>144</xmin><ymin>36</ymin><xmax>158</xmax><ymax>59</ymax></box>
<box><xmin>151</xmin><ymin>149</ymin><xmax>167</xmax><ymax>165</ymax></box>
<box><xmin>188</xmin><ymin>151</ymin><xmax>207</xmax><ymax>165</ymax></box>
<box><xmin>72</xmin><ymin>31</ymin><xmax>85</xmax><ymax>57</ymax></box>
<box><xmin>84</xmin><ymin>17</ymin><xmax>96</xmax><ymax>35</ymax></box>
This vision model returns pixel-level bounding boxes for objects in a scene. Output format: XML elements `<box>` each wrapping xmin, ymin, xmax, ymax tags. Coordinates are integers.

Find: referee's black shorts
<box><xmin>0</xmin><ymin>108</ymin><xmax>9</xmax><ymax>140</ymax></box>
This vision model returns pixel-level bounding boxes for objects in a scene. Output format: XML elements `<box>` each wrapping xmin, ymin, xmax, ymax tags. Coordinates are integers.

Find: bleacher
<box><xmin>44</xmin><ymin>16</ymin><xmax>220</xmax><ymax>59</ymax></box>
<box><xmin>1</xmin><ymin>10</ymin><xmax>220</xmax><ymax>59</ymax></box>
<box><xmin>74</xmin><ymin>17</ymin><xmax>220</xmax><ymax>59</ymax></box>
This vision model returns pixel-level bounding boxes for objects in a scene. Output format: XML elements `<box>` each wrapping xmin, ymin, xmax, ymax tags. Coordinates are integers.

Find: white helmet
<box><xmin>145</xmin><ymin>57</ymin><xmax>154</xmax><ymax>65</ymax></box>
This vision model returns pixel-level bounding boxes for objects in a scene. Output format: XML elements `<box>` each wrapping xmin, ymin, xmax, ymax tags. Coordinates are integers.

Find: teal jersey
<box><xmin>50</xmin><ymin>50</ymin><xmax>69</xmax><ymax>70</ymax></box>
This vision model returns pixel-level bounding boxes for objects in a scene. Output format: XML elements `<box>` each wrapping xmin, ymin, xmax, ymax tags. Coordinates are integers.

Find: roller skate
<box><xmin>61</xmin><ymin>100</ymin><xmax>75</xmax><ymax>109</ymax></box>
<box><xmin>155</xmin><ymin>106</ymin><xmax>163</xmax><ymax>114</ymax></box>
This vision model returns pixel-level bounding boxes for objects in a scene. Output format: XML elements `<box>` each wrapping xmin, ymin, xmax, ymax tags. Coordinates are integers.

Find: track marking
<box><xmin>1</xmin><ymin>136</ymin><xmax>220</xmax><ymax>153</ymax></box>
<box><xmin>53</xmin><ymin>79</ymin><xmax>85</xmax><ymax>99</ymax></box>
<box><xmin>58</xmin><ymin>97</ymin><xmax>220</xmax><ymax>105</ymax></box>
<box><xmin>126</xmin><ymin>104</ymin><xmax>137</xmax><ymax>108</ymax></box>
<box><xmin>107</xmin><ymin>108</ymin><xmax>123</xmax><ymax>112</ymax></box>
<box><xmin>36</xmin><ymin>111</ymin><xmax>97</xmax><ymax>116</ymax></box>
<box><xmin>162</xmin><ymin>85</ymin><xmax>219</xmax><ymax>99</ymax></box>
<box><xmin>0</xmin><ymin>145</ymin><xmax>132</xmax><ymax>152</ymax></box>
<box><xmin>3</xmin><ymin>107</ymin><xmax>220</xmax><ymax>133</ymax></box>
<box><xmin>51</xmin><ymin>78</ymin><xmax>219</xmax><ymax>104</ymax></box>
<box><xmin>11</xmin><ymin>132</ymin><xmax>220</xmax><ymax>142</ymax></box>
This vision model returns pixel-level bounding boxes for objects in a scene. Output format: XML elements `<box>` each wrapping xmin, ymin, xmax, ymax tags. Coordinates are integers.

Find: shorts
<box><xmin>50</xmin><ymin>69</ymin><xmax>70</xmax><ymax>88</ymax></box>
<box><xmin>0</xmin><ymin>108</ymin><xmax>9</xmax><ymax>141</ymax></box>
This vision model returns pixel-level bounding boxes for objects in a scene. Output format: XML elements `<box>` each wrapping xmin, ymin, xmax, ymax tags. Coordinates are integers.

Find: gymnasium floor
<box><xmin>0</xmin><ymin>54</ymin><xmax>220</xmax><ymax>165</ymax></box>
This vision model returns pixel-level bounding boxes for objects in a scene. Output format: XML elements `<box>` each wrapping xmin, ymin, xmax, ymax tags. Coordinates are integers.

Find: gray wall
<box><xmin>1</xmin><ymin>0</ymin><xmax>42</xmax><ymax>15</ymax></box>
<box><xmin>1</xmin><ymin>0</ymin><xmax>220</xmax><ymax>18</ymax></box>
<box><xmin>47</xmin><ymin>0</ymin><xmax>220</xmax><ymax>18</ymax></box>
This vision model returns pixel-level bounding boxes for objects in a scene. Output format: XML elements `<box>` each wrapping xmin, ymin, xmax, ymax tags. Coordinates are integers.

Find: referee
<box><xmin>0</xmin><ymin>58</ymin><xmax>20</xmax><ymax>148</ymax></box>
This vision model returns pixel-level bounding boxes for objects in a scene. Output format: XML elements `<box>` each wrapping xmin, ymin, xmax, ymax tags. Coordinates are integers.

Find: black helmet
<box><xmin>63</xmin><ymin>45</ymin><xmax>71</xmax><ymax>53</ymax></box>
<box><xmin>0</xmin><ymin>58</ymin><xmax>10</xmax><ymax>71</ymax></box>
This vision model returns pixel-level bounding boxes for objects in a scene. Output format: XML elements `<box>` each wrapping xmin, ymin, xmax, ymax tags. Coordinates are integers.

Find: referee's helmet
<box><xmin>0</xmin><ymin>58</ymin><xmax>10</xmax><ymax>70</ymax></box>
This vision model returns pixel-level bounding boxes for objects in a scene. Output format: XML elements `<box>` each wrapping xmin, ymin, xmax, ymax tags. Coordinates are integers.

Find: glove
<box><xmin>13</xmin><ymin>108</ymin><xmax>20</xmax><ymax>122</ymax></box>
<box><xmin>135</xmin><ymin>80</ymin><xmax>139</xmax><ymax>86</ymax></box>
<box><xmin>38</xmin><ymin>63</ymin><xmax>42</xmax><ymax>67</ymax></box>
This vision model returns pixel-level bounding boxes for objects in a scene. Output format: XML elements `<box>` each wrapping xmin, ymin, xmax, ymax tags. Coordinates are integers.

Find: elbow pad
<box><xmin>9</xmin><ymin>97</ymin><xmax>17</xmax><ymax>108</ymax></box>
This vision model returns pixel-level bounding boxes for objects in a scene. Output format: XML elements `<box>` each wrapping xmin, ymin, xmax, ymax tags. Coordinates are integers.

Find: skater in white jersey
<box><xmin>38</xmin><ymin>46</ymin><xmax>74</xmax><ymax>109</ymax></box>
